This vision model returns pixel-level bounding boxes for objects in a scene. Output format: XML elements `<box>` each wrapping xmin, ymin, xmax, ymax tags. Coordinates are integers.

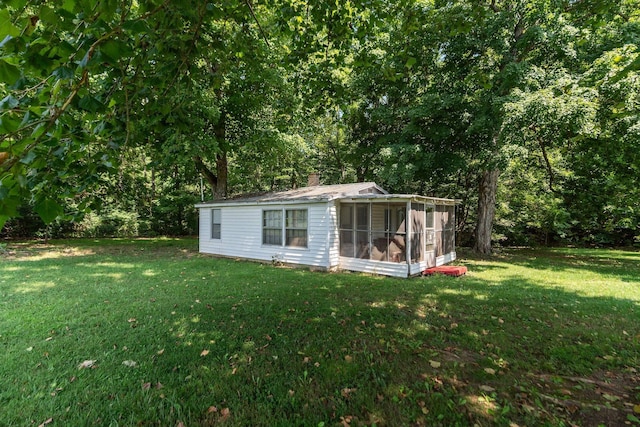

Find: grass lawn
<box><xmin>1</xmin><ymin>239</ymin><xmax>639</xmax><ymax>426</ymax></box>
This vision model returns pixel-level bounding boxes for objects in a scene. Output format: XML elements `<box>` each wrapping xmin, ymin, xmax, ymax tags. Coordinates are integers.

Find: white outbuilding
<box><xmin>196</xmin><ymin>182</ymin><xmax>458</xmax><ymax>278</ymax></box>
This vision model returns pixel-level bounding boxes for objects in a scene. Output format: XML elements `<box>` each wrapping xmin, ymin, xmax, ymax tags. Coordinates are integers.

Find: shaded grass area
<box><xmin>1</xmin><ymin>240</ymin><xmax>639</xmax><ymax>426</ymax></box>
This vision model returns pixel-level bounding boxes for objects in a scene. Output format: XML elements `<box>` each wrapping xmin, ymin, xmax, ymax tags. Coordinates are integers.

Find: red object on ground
<box><xmin>423</xmin><ymin>265</ymin><xmax>467</xmax><ymax>277</ymax></box>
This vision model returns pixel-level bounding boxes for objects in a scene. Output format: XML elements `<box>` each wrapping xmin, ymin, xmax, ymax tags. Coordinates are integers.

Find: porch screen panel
<box><xmin>338</xmin><ymin>202</ymin><xmax>411</xmax><ymax>263</ymax></box>
<box><xmin>410</xmin><ymin>203</ymin><xmax>424</xmax><ymax>263</ymax></box>
<box><xmin>425</xmin><ymin>205</ymin><xmax>435</xmax><ymax>251</ymax></box>
<box><xmin>339</xmin><ymin>204</ymin><xmax>355</xmax><ymax>257</ymax></box>
<box><xmin>390</xmin><ymin>204</ymin><xmax>406</xmax><ymax>263</ymax></box>
<box><xmin>435</xmin><ymin>204</ymin><xmax>455</xmax><ymax>257</ymax></box>
<box><xmin>371</xmin><ymin>204</ymin><xmax>389</xmax><ymax>261</ymax></box>
<box><xmin>443</xmin><ymin>205</ymin><xmax>455</xmax><ymax>254</ymax></box>
<box><xmin>435</xmin><ymin>205</ymin><xmax>445</xmax><ymax>257</ymax></box>
<box><xmin>355</xmin><ymin>204</ymin><xmax>370</xmax><ymax>259</ymax></box>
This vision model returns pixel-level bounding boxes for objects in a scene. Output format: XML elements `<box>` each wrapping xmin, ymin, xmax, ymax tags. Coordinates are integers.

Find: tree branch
<box><xmin>538</xmin><ymin>136</ymin><xmax>557</xmax><ymax>193</ymax></box>
<box><xmin>245</xmin><ymin>0</ymin><xmax>271</xmax><ymax>48</ymax></box>
<box><xmin>193</xmin><ymin>155</ymin><xmax>218</xmax><ymax>192</ymax></box>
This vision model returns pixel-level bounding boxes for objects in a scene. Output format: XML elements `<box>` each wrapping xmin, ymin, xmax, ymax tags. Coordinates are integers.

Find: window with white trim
<box><xmin>262</xmin><ymin>210</ymin><xmax>283</xmax><ymax>246</ymax></box>
<box><xmin>285</xmin><ymin>209</ymin><xmax>308</xmax><ymax>247</ymax></box>
<box><xmin>211</xmin><ymin>209</ymin><xmax>221</xmax><ymax>239</ymax></box>
<box><xmin>262</xmin><ymin>208</ymin><xmax>308</xmax><ymax>248</ymax></box>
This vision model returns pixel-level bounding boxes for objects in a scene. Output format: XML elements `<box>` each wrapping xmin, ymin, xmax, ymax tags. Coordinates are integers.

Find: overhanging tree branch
<box><xmin>245</xmin><ymin>0</ymin><xmax>271</xmax><ymax>48</ymax></box>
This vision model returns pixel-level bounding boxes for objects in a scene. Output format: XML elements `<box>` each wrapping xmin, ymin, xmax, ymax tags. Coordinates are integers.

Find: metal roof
<box><xmin>195</xmin><ymin>182</ymin><xmax>388</xmax><ymax>206</ymax></box>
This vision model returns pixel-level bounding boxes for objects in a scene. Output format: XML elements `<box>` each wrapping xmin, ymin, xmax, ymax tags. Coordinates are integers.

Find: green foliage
<box><xmin>333</xmin><ymin>0</ymin><xmax>640</xmax><ymax>247</ymax></box>
<box><xmin>1</xmin><ymin>0</ymin><xmax>638</xmax><ymax>247</ymax></box>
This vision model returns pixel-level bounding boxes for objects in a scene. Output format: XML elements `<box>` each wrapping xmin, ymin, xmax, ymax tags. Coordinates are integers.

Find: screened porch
<box><xmin>338</xmin><ymin>198</ymin><xmax>455</xmax><ymax>272</ymax></box>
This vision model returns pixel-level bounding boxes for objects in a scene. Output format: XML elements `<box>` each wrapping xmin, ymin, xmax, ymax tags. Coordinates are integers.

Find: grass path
<box><xmin>1</xmin><ymin>239</ymin><xmax>639</xmax><ymax>426</ymax></box>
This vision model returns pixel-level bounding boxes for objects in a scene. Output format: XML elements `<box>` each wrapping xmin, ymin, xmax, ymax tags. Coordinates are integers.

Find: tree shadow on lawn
<box><xmin>1</xmin><ymin>246</ymin><xmax>639</xmax><ymax>426</ymax></box>
<box><xmin>170</xmin><ymin>268</ymin><xmax>639</xmax><ymax>427</ymax></box>
<box><xmin>483</xmin><ymin>247</ymin><xmax>640</xmax><ymax>283</ymax></box>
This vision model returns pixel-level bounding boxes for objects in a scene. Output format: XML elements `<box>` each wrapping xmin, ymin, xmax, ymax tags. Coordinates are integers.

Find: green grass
<box><xmin>1</xmin><ymin>239</ymin><xmax>639</xmax><ymax>426</ymax></box>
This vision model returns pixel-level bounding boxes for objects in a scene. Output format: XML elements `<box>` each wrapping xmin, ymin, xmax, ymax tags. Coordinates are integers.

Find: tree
<box><xmin>340</xmin><ymin>0</ymin><xmax>638</xmax><ymax>252</ymax></box>
<box><xmin>0</xmin><ymin>0</ymin><xmax>306</xmax><ymax>230</ymax></box>
<box><xmin>0</xmin><ymin>0</ymin><xmax>223</xmax><ymax>229</ymax></box>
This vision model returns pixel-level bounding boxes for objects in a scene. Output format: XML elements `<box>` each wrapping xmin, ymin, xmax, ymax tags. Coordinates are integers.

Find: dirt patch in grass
<box><xmin>1</xmin><ymin>239</ymin><xmax>198</xmax><ymax>261</ymax></box>
<box><xmin>422</xmin><ymin>345</ymin><xmax>639</xmax><ymax>426</ymax></box>
<box><xmin>527</xmin><ymin>370</ymin><xmax>640</xmax><ymax>427</ymax></box>
<box><xmin>1</xmin><ymin>244</ymin><xmax>96</xmax><ymax>260</ymax></box>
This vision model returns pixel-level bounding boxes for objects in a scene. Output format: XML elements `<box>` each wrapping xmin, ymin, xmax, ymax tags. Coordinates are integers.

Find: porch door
<box><xmin>410</xmin><ymin>202</ymin><xmax>425</xmax><ymax>263</ymax></box>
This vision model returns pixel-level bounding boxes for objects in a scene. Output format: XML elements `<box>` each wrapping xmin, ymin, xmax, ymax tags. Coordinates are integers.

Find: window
<box><xmin>286</xmin><ymin>209</ymin><xmax>308</xmax><ymax>247</ymax></box>
<box><xmin>262</xmin><ymin>210</ymin><xmax>283</xmax><ymax>246</ymax></box>
<box><xmin>262</xmin><ymin>208</ymin><xmax>308</xmax><ymax>248</ymax></box>
<box><xmin>211</xmin><ymin>209</ymin><xmax>221</xmax><ymax>239</ymax></box>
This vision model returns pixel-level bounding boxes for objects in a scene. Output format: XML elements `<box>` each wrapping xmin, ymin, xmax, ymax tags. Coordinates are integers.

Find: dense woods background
<box><xmin>1</xmin><ymin>0</ymin><xmax>638</xmax><ymax>250</ymax></box>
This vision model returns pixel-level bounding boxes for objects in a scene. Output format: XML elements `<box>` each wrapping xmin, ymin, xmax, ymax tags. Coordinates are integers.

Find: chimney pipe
<box><xmin>307</xmin><ymin>173</ymin><xmax>320</xmax><ymax>187</ymax></box>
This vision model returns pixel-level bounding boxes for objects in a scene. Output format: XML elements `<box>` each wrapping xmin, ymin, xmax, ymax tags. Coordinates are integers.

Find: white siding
<box><xmin>436</xmin><ymin>251</ymin><xmax>457</xmax><ymax>266</ymax></box>
<box><xmin>198</xmin><ymin>202</ymin><xmax>332</xmax><ymax>269</ymax></box>
<box><xmin>326</xmin><ymin>202</ymin><xmax>340</xmax><ymax>269</ymax></box>
<box><xmin>409</xmin><ymin>261</ymin><xmax>429</xmax><ymax>276</ymax></box>
<box><xmin>339</xmin><ymin>257</ymin><xmax>409</xmax><ymax>278</ymax></box>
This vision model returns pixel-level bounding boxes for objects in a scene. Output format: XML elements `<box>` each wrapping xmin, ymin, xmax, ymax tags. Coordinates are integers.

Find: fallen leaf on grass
<box><xmin>200</xmin><ymin>349</ymin><xmax>209</xmax><ymax>357</ymax></box>
<box><xmin>484</xmin><ymin>368</ymin><xmax>496</xmax><ymax>375</ymax></box>
<box><xmin>341</xmin><ymin>387</ymin><xmax>357</xmax><ymax>399</ymax></box>
<box><xmin>429</xmin><ymin>360</ymin><xmax>441</xmax><ymax>368</ymax></box>
<box><xmin>340</xmin><ymin>415</ymin><xmax>353</xmax><ymax>426</ymax></box>
<box><xmin>128</xmin><ymin>318</ymin><xmax>136</xmax><ymax>323</ymax></box>
<box><xmin>344</xmin><ymin>355</ymin><xmax>353</xmax><ymax>363</ymax></box>
<box><xmin>142</xmin><ymin>382</ymin><xmax>151</xmax><ymax>390</ymax></box>
<box><xmin>38</xmin><ymin>418</ymin><xmax>53</xmax><ymax>427</ymax></box>
<box><xmin>122</xmin><ymin>360</ymin><xmax>137</xmax><ymax>368</ymax></box>
<box><xmin>566</xmin><ymin>403</ymin><xmax>579</xmax><ymax>414</ymax></box>
<box><xmin>479</xmin><ymin>385</ymin><xmax>495</xmax><ymax>392</ymax></box>
<box><xmin>78</xmin><ymin>360</ymin><xmax>96</xmax><ymax>369</ymax></box>
<box><xmin>220</xmin><ymin>407</ymin><xmax>230</xmax><ymax>419</ymax></box>
<box><xmin>157</xmin><ymin>349</ymin><xmax>165</xmax><ymax>356</ymax></box>
<box><xmin>634</xmin><ymin>404</ymin><xmax>640</xmax><ymax>414</ymax></box>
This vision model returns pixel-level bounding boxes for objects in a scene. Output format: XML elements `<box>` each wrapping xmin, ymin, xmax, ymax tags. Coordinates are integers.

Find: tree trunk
<box><xmin>474</xmin><ymin>169</ymin><xmax>499</xmax><ymax>255</ymax></box>
<box><xmin>193</xmin><ymin>111</ymin><xmax>229</xmax><ymax>200</ymax></box>
<box><xmin>213</xmin><ymin>111</ymin><xmax>228</xmax><ymax>199</ymax></box>
<box><xmin>194</xmin><ymin>155</ymin><xmax>217</xmax><ymax>198</ymax></box>
<box><xmin>214</xmin><ymin>151</ymin><xmax>228</xmax><ymax>199</ymax></box>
